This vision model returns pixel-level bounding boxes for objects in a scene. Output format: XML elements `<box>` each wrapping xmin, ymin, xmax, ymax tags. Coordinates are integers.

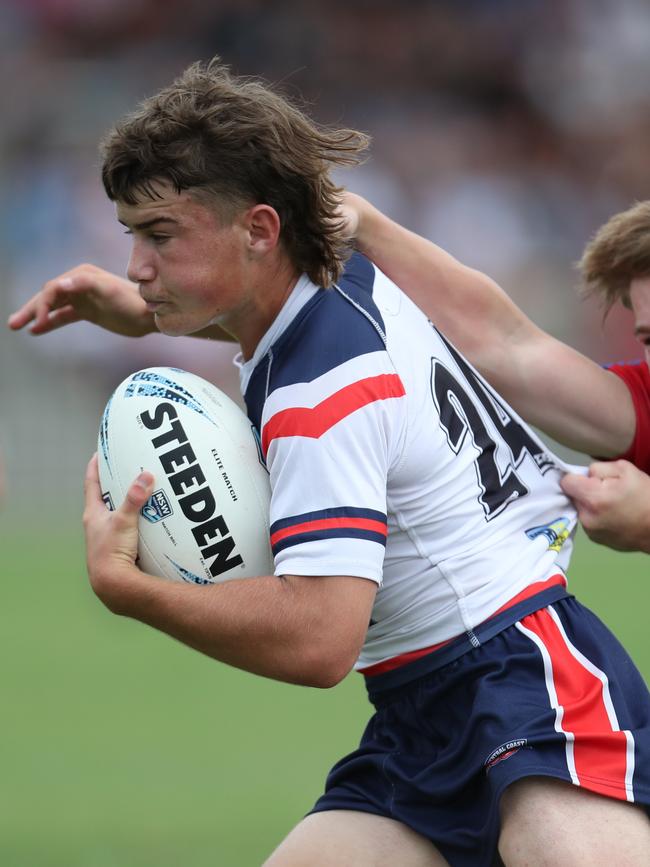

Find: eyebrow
<box><xmin>634</xmin><ymin>323</ymin><xmax>650</xmax><ymax>336</ymax></box>
<box><xmin>118</xmin><ymin>217</ymin><xmax>179</xmax><ymax>231</ymax></box>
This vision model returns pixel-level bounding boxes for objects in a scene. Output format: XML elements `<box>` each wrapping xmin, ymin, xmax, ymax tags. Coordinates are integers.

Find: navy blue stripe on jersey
<box><xmin>243</xmin><ymin>353</ymin><xmax>271</xmax><ymax>435</ymax></box>
<box><xmin>270</xmin><ymin>506</ymin><xmax>387</xmax><ymax>533</ymax></box>
<box><xmin>269</xmin><ymin>255</ymin><xmax>384</xmax><ymax>387</ymax></box>
<box><xmin>270</xmin><ymin>506</ymin><xmax>388</xmax><ymax>555</ymax></box>
<box><xmin>272</xmin><ymin>527</ymin><xmax>388</xmax><ymax>556</ymax></box>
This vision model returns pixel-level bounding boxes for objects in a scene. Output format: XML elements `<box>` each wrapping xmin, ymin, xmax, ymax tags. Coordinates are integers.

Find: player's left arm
<box><xmin>561</xmin><ymin>460</ymin><xmax>650</xmax><ymax>553</ymax></box>
<box><xmin>83</xmin><ymin>456</ymin><xmax>376</xmax><ymax>687</ymax></box>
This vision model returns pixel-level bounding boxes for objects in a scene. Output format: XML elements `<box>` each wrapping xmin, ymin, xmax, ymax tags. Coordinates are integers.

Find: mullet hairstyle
<box><xmin>100</xmin><ymin>58</ymin><xmax>370</xmax><ymax>287</ymax></box>
<box><xmin>579</xmin><ymin>201</ymin><xmax>650</xmax><ymax>312</ymax></box>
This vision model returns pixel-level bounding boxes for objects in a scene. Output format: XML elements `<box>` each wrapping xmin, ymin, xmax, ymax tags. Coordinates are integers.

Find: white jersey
<box><xmin>239</xmin><ymin>254</ymin><xmax>579</xmax><ymax>670</ymax></box>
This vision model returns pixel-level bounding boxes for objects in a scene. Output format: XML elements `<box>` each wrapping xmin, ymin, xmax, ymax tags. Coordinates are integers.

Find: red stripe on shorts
<box><xmin>518</xmin><ymin>606</ymin><xmax>633</xmax><ymax>801</ymax></box>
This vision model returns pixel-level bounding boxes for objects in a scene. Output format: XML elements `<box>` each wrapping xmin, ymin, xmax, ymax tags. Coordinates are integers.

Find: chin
<box><xmin>154</xmin><ymin>314</ymin><xmax>193</xmax><ymax>338</ymax></box>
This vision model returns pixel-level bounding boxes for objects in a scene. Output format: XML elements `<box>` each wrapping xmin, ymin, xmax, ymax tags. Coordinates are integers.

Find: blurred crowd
<box><xmin>3</xmin><ymin>0</ymin><xmax>650</xmax><ymax>373</ymax></box>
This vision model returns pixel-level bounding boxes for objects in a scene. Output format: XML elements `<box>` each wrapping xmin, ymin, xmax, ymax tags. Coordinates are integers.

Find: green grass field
<box><xmin>1</xmin><ymin>527</ymin><xmax>647</xmax><ymax>867</ymax></box>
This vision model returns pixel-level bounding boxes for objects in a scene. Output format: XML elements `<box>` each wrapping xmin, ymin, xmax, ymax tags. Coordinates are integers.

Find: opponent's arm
<box><xmin>343</xmin><ymin>193</ymin><xmax>635</xmax><ymax>457</ymax></box>
<box><xmin>7</xmin><ymin>264</ymin><xmax>234</xmax><ymax>341</ymax></box>
<box><xmin>83</xmin><ymin>456</ymin><xmax>376</xmax><ymax>687</ymax></box>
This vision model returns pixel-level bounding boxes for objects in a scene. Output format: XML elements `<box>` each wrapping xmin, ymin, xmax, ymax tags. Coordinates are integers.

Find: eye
<box><xmin>150</xmin><ymin>233</ymin><xmax>170</xmax><ymax>245</ymax></box>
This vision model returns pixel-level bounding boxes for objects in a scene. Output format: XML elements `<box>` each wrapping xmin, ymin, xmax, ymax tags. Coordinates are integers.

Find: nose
<box><xmin>127</xmin><ymin>240</ymin><xmax>156</xmax><ymax>284</ymax></box>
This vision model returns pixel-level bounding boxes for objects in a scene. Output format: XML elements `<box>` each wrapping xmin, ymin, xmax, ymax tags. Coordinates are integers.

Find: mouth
<box><xmin>141</xmin><ymin>296</ymin><xmax>168</xmax><ymax>312</ymax></box>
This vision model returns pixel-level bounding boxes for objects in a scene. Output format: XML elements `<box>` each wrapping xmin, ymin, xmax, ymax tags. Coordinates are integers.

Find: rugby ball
<box><xmin>97</xmin><ymin>367</ymin><xmax>273</xmax><ymax>584</ymax></box>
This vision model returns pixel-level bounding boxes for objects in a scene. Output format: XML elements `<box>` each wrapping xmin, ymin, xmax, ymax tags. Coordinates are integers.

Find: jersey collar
<box><xmin>235</xmin><ymin>273</ymin><xmax>318</xmax><ymax>393</ymax></box>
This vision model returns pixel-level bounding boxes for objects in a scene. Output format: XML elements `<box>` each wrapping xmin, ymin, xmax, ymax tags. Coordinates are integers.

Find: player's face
<box><xmin>117</xmin><ymin>183</ymin><xmax>254</xmax><ymax>340</ymax></box>
<box><xmin>630</xmin><ymin>276</ymin><xmax>650</xmax><ymax>368</ymax></box>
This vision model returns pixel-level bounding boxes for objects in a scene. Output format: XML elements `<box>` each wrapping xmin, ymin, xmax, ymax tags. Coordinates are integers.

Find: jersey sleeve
<box><xmin>261</xmin><ymin>351</ymin><xmax>406</xmax><ymax>582</ymax></box>
<box><xmin>608</xmin><ymin>362</ymin><xmax>650</xmax><ymax>473</ymax></box>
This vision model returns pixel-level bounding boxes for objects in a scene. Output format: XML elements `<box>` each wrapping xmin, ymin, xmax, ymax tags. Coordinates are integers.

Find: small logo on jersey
<box><xmin>525</xmin><ymin>517</ymin><xmax>570</xmax><ymax>552</ymax></box>
<box><xmin>484</xmin><ymin>739</ymin><xmax>528</xmax><ymax>772</ymax></box>
<box><xmin>102</xmin><ymin>491</ymin><xmax>115</xmax><ymax>511</ymax></box>
<box><xmin>251</xmin><ymin>424</ymin><xmax>268</xmax><ymax>470</ymax></box>
<box><xmin>141</xmin><ymin>489</ymin><xmax>173</xmax><ymax>523</ymax></box>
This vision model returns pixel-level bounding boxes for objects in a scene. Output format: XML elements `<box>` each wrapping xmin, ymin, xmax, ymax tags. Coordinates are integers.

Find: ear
<box><xmin>243</xmin><ymin>204</ymin><xmax>282</xmax><ymax>257</ymax></box>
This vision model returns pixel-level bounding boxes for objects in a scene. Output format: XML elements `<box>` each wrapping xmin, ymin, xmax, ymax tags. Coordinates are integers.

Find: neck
<box><xmin>225</xmin><ymin>258</ymin><xmax>301</xmax><ymax>361</ymax></box>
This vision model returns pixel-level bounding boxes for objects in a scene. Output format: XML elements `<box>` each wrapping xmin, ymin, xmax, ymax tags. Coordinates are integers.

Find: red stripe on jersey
<box><xmin>261</xmin><ymin>373</ymin><xmax>405</xmax><ymax>455</ymax></box>
<box><xmin>362</xmin><ymin>574</ymin><xmax>567</xmax><ymax>677</ymax></box>
<box><xmin>521</xmin><ymin>607</ymin><xmax>631</xmax><ymax>801</ymax></box>
<box><xmin>358</xmin><ymin>636</ymin><xmax>454</xmax><ymax>676</ymax></box>
<box><xmin>270</xmin><ymin>516</ymin><xmax>388</xmax><ymax>546</ymax></box>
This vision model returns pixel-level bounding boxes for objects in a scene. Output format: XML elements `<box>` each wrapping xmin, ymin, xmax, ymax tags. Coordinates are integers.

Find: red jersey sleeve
<box><xmin>607</xmin><ymin>361</ymin><xmax>650</xmax><ymax>473</ymax></box>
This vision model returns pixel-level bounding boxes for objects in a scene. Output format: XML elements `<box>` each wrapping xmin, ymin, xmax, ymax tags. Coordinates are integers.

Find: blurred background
<box><xmin>1</xmin><ymin>2</ymin><xmax>648</xmax><ymax>865</ymax></box>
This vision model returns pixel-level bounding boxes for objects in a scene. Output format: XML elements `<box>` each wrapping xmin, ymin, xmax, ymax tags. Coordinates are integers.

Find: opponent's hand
<box><xmin>335</xmin><ymin>191</ymin><xmax>366</xmax><ymax>241</ymax></box>
<box><xmin>561</xmin><ymin>460</ymin><xmax>650</xmax><ymax>553</ymax></box>
<box><xmin>7</xmin><ymin>264</ymin><xmax>155</xmax><ymax>337</ymax></box>
<box><xmin>83</xmin><ymin>454</ymin><xmax>156</xmax><ymax>613</ymax></box>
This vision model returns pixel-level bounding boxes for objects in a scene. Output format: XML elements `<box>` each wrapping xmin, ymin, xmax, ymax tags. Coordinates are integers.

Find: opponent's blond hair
<box><xmin>579</xmin><ymin>200</ymin><xmax>650</xmax><ymax>310</ymax></box>
<box><xmin>101</xmin><ymin>58</ymin><xmax>369</xmax><ymax>287</ymax></box>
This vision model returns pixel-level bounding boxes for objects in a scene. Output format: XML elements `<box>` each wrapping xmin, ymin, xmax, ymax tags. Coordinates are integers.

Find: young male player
<box><xmin>9</xmin><ymin>60</ymin><xmax>650</xmax><ymax>865</ymax></box>
<box><xmin>338</xmin><ymin>194</ymin><xmax>650</xmax><ymax>555</ymax></box>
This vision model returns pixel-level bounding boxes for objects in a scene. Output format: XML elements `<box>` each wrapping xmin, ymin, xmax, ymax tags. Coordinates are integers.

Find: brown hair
<box><xmin>100</xmin><ymin>58</ymin><xmax>370</xmax><ymax>286</ymax></box>
<box><xmin>579</xmin><ymin>200</ymin><xmax>650</xmax><ymax>311</ymax></box>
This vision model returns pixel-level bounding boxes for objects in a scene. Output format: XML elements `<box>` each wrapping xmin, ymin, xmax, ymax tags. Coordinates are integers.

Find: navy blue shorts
<box><xmin>311</xmin><ymin>597</ymin><xmax>650</xmax><ymax>867</ymax></box>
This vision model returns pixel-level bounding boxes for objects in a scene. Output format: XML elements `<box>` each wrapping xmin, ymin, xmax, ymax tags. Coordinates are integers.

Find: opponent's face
<box><xmin>117</xmin><ymin>183</ymin><xmax>252</xmax><ymax>339</ymax></box>
<box><xmin>629</xmin><ymin>276</ymin><xmax>650</xmax><ymax>368</ymax></box>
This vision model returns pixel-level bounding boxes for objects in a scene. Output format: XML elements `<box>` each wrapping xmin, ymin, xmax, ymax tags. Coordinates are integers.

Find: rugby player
<box><xmin>8</xmin><ymin>60</ymin><xmax>650</xmax><ymax>865</ymax></box>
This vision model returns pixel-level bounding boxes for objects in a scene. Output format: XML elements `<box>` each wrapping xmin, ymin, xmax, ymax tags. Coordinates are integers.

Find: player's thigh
<box><xmin>498</xmin><ymin>776</ymin><xmax>650</xmax><ymax>866</ymax></box>
<box><xmin>263</xmin><ymin>809</ymin><xmax>449</xmax><ymax>867</ymax></box>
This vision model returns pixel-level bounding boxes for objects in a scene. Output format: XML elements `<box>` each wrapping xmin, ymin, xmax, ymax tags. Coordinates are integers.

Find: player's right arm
<box><xmin>343</xmin><ymin>193</ymin><xmax>635</xmax><ymax>458</ymax></box>
<box><xmin>83</xmin><ymin>456</ymin><xmax>376</xmax><ymax>687</ymax></box>
<box><xmin>7</xmin><ymin>264</ymin><xmax>233</xmax><ymax>341</ymax></box>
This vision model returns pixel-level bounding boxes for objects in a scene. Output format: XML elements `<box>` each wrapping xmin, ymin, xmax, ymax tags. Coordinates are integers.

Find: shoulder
<box><xmin>243</xmin><ymin>255</ymin><xmax>401</xmax><ymax>431</ymax></box>
<box><xmin>270</xmin><ymin>254</ymin><xmax>388</xmax><ymax>389</ymax></box>
<box><xmin>607</xmin><ymin>361</ymin><xmax>650</xmax><ymax>470</ymax></box>
<box><xmin>607</xmin><ymin>360</ymin><xmax>650</xmax><ymax>394</ymax></box>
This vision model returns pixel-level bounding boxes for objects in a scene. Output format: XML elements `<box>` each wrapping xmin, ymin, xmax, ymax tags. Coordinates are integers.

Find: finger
<box><xmin>587</xmin><ymin>461</ymin><xmax>622</xmax><ymax>480</ymax></box>
<box><xmin>31</xmin><ymin>281</ymin><xmax>75</xmax><ymax>332</ymax></box>
<box><xmin>560</xmin><ymin>471</ymin><xmax>597</xmax><ymax>501</ymax></box>
<box><xmin>8</xmin><ymin>278</ymin><xmax>74</xmax><ymax>331</ymax></box>
<box><xmin>83</xmin><ymin>453</ymin><xmax>105</xmax><ymax>519</ymax></box>
<box><xmin>85</xmin><ymin>452</ymin><xmax>99</xmax><ymax>486</ymax></box>
<box><xmin>7</xmin><ymin>300</ymin><xmax>38</xmax><ymax>330</ymax></box>
<box><xmin>29</xmin><ymin>305</ymin><xmax>82</xmax><ymax>335</ymax></box>
<box><xmin>121</xmin><ymin>471</ymin><xmax>156</xmax><ymax>516</ymax></box>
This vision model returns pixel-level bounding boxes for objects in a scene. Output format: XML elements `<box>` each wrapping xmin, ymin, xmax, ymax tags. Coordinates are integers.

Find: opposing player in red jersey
<box><xmin>338</xmin><ymin>194</ymin><xmax>650</xmax><ymax>555</ymax></box>
<box><xmin>570</xmin><ymin>205</ymin><xmax>650</xmax><ymax>550</ymax></box>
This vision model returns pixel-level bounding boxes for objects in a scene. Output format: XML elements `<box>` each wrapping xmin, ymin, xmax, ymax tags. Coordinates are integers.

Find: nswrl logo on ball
<box><xmin>141</xmin><ymin>489</ymin><xmax>173</xmax><ymax>523</ymax></box>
